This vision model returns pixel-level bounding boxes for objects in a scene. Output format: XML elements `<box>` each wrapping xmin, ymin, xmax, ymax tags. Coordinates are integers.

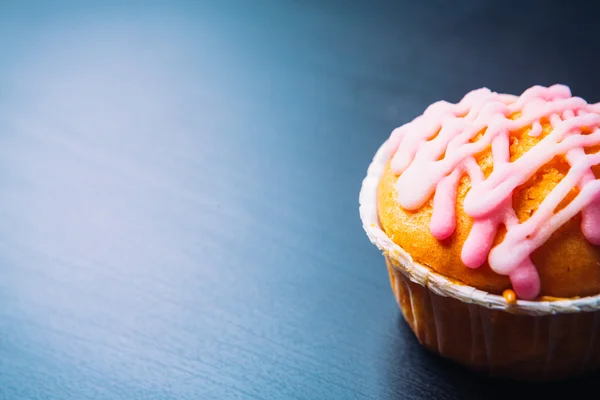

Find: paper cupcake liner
<box><xmin>360</xmin><ymin>140</ymin><xmax>600</xmax><ymax>380</ymax></box>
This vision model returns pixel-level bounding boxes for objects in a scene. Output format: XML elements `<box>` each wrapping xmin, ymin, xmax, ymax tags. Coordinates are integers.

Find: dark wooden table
<box><xmin>1</xmin><ymin>1</ymin><xmax>600</xmax><ymax>399</ymax></box>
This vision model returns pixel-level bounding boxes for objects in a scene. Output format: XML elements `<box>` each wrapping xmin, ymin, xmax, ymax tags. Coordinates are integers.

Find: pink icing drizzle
<box><xmin>386</xmin><ymin>84</ymin><xmax>600</xmax><ymax>300</ymax></box>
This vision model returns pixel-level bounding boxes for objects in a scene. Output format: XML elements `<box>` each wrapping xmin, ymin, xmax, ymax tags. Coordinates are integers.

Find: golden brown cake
<box><xmin>360</xmin><ymin>84</ymin><xmax>600</xmax><ymax>380</ymax></box>
<box><xmin>377</xmin><ymin>124</ymin><xmax>600</xmax><ymax>298</ymax></box>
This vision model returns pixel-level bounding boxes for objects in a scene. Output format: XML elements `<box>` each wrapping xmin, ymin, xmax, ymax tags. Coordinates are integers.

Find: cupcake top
<box><xmin>384</xmin><ymin>85</ymin><xmax>600</xmax><ymax>300</ymax></box>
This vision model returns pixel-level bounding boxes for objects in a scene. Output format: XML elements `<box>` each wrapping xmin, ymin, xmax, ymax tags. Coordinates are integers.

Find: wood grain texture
<box><xmin>1</xmin><ymin>0</ymin><xmax>600</xmax><ymax>399</ymax></box>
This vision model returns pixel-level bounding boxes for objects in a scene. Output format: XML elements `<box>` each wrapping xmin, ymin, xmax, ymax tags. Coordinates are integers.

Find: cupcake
<box><xmin>360</xmin><ymin>84</ymin><xmax>600</xmax><ymax>381</ymax></box>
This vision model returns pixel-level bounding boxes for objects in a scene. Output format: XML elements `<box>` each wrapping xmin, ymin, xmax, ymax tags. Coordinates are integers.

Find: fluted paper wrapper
<box><xmin>360</xmin><ymin>141</ymin><xmax>600</xmax><ymax>381</ymax></box>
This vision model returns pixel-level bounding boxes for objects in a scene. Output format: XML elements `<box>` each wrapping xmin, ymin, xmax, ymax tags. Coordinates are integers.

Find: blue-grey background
<box><xmin>1</xmin><ymin>1</ymin><xmax>599</xmax><ymax>399</ymax></box>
